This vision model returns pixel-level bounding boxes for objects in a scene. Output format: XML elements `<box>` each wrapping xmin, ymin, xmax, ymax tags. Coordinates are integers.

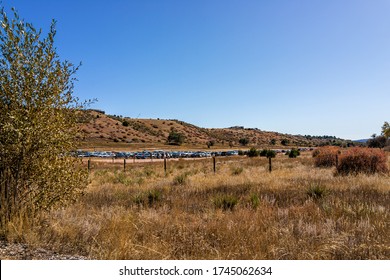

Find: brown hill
<box><xmin>76</xmin><ymin>109</ymin><xmax>348</xmax><ymax>150</ymax></box>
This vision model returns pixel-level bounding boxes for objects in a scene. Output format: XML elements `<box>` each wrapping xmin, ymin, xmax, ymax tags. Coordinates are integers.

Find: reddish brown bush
<box><xmin>336</xmin><ymin>147</ymin><xmax>388</xmax><ymax>175</ymax></box>
<box><xmin>313</xmin><ymin>146</ymin><xmax>340</xmax><ymax>167</ymax></box>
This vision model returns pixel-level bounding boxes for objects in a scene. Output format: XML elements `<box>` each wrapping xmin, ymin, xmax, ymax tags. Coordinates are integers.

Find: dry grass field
<box><xmin>5</xmin><ymin>152</ymin><xmax>390</xmax><ymax>260</ymax></box>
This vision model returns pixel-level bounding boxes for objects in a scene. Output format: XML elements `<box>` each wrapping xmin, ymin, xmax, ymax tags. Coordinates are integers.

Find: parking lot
<box><xmin>75</xmin><ymin>147</ymin><xmax>313</xmax><ymax>161</ymax></box>
<box><xmin>75</xmin><ymin>150</ymin><xmax>237</xmax><ymax>160</ymax></box>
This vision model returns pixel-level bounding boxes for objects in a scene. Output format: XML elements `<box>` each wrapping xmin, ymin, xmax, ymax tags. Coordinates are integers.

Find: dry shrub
<box><xmin>306</xmin><ymin>183</ymin><xmax>328</xmax><ymax>200</ymax></box>
<box><xmin>231</xmin><ymin>166</ymin><xmax>244</xmax><ymax>175</ymax></box>
<box><xmin>313</xmin><ymin>146</ymin><xmax>340</xmax><ymax>167</ymax></box>
<box><xmin>336</xmin><ymin>147</ymin><xmax>388</xmax><ymax>175</ymax></box>
<box><xmin>213</xmin><ymin>195</ymin><xmax>239</xmax><ymax>211</ymax></box>
<box><xmin>172</xmin><ymin>173</ymin><xmax>189</xmax><ymax>185</ymax></box>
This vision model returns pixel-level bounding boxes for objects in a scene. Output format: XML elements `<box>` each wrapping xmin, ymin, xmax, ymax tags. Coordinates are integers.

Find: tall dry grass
<box><xmin>5</xmin><ymin>153</ymin><xmax>390</xmax><ymax>259</ymax></box>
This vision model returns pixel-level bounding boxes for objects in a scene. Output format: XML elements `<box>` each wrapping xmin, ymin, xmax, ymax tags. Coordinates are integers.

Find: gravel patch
<box><xmin>0</xmin><ymin>240</ymin><xmax>89</xmax><ymax>260</ymax></box>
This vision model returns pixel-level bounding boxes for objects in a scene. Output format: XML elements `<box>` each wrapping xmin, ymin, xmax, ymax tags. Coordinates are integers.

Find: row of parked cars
<box><xmin>75</xmin><ymin>150</ymin><xmax>240</xmax><ymax>159</ymax></box>
<box><xmin>75</xmin><ymin>148</ymin><xmax>313</xmax><ymax>159</ymax></box>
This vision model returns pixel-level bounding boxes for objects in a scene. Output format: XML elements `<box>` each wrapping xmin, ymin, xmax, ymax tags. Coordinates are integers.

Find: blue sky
<box><xmin>3</xmin><ymin>0</ymin><xmax>390</xmax><ymax>140</ymax></box>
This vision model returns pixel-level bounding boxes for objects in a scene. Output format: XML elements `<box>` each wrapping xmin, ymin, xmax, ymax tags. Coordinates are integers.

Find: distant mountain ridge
<box><xmin>354</xmin><ymin>139</ymin><xmax>369</xmax><ymax>143</ymax></box>
<box><xmin>77</xmin><ymin>109</ymin><xmax>355</xmax><ymax>149</ymax></box>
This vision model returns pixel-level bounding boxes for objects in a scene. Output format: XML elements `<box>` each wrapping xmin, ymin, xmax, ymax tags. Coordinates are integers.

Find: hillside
<box><xmin>76</xmin><ymin>110</ymin><xmax>351</xmax><ymax>150</ymax></box>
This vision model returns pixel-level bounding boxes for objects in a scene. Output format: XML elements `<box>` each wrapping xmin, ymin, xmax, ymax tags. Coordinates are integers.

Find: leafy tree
<box><xmin>382</xmin><ymin>121</ymin><xmax>390</xmax><ymax>139</ymax></box>
<box><xmin>265</xmin><ymin>150</ymin><xmax>276</xmax><ymax>158</ymax></box>
<box><xmin>260</xmin><ymin>149</ymin><xmax>276</xmax><ymax>158</ymax></box>
<box><xmin>367</xmin><ymin>135</ymin><xmax>387</xmax><ymax>148</ymax></box>
<box><xmin>167</xmin><ymin>130</ymin><xmax>184</xmax><ymax>145</ymax></box>
<box><xmin>247</xmin><ymin>147</ymin><xmax>259</xmax><ymax>157</ymax></box>
<box><xmin>259</xmin><ymin>149</ymin><xmax>268</xmax><ymax>157</ymax></box>
<box><xmin>0</xmin><ymin>7</ymin><xmax>88</xmax><ymax>230</ymax></box>
<box><xmin>239</xmin><ymin>138</ymin><xmax>249</xmax><ymax>146</ymax></box>
<box><xmin>270</xmin><ymin>139</ymin><xmax>276</xmax><ymax>145</ymax></box>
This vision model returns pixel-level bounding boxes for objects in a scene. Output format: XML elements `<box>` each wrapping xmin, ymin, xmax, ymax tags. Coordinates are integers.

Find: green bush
<box><xmin>239</xmin><ymin>138</ymin><xmax>249</xmax><ymax>146</ymax></box>
<box><xmin>266</xmin><ymin>150</ymin><xmax>276</xmax><ymax>158</ymax></box>
<box><xmin>288</xmin><ymin>148</ymin><xmax>300</xmax><ymax>158</ymax></box>
<box><xmin>214</xmin><ymin>195</ymin><xmax>239</xmax><ymax>211</ymax></box>
<box><xmin>281</xmin><ymin>139</ymin><xmax>289</xmax><ymax>146</ymax></box>
<box><xmin>259</xmin><ymin>149</ymin><xmax>268</xmax><ymax>157</ymax></box>
<box><xmin>306</xmin><ymin>184</ymin><xmax>327</xmax><ymax>200</ymax></box>
<box><xmin>260</xmin><ymin>149</ymin><xmax>276</xmax><ymax>158</ymax></box>
<box><xmin>247</xmin><ymin>147</ymin><xmax>259</xmax><ymax>157</ymax></box>
<box><xmin>168</xmin><ymin>130</ymin><xmax>184</xmax><ymax>145</ymax></box>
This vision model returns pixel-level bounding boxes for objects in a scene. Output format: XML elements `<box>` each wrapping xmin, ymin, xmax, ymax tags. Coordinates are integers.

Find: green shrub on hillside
<box><xmin>168</xmin><ymin>130</ymin><xmax>184</xmax><ymax>145</ymax></box>
<box><xmin>281</xmin><ymin>139</ymin><xmax>289</xmax><ymax>146</ymax></box>
<box><xmin>239</xmin><ymin>138</ymin><xmax>249</xmax><ymax>146</ymax></box>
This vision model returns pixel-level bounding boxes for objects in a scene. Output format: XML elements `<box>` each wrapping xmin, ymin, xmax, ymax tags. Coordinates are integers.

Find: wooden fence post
<box><xmin>88</xmin><ymin>159</ymin><xmax>91</xmax><ymax>173</ymax></box>
<box><xmin>213</xmin><ymin>156</ymin><xmax>216</xmax><ymax>173</ymax></box>
<box><xmin>164</xmin><ymin>157</ymin><xmax>167</xmax><ymax>176</ymax></box>
<box><xmin>124</xmin><ymin>159</ymin><xmax>126</xmax><ymax>172</ymax></box>
<box><xmin>268</xmin><ymin>157</ymin><xmax>272</xmax><ymax>173</ymax></box>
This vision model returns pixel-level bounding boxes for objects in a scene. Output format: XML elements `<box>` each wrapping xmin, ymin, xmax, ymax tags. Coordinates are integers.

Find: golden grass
<box><xmin>6</xmin><ymin>153</ymin><xmax>390</xmax><ymax>259</ymax></box>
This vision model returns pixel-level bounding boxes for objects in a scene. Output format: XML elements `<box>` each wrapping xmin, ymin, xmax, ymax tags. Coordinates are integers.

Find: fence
<box><xmin>85</xmin><ymin>155</ymin><xmax>274</xmax><ymax>174</ymax></box>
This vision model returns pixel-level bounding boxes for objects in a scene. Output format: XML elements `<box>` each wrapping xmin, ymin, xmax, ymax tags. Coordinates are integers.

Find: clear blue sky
<box><xmin>4</xmin><ymin>0</ymin><xmax>390</xmax><ymax>140</ymax></box>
